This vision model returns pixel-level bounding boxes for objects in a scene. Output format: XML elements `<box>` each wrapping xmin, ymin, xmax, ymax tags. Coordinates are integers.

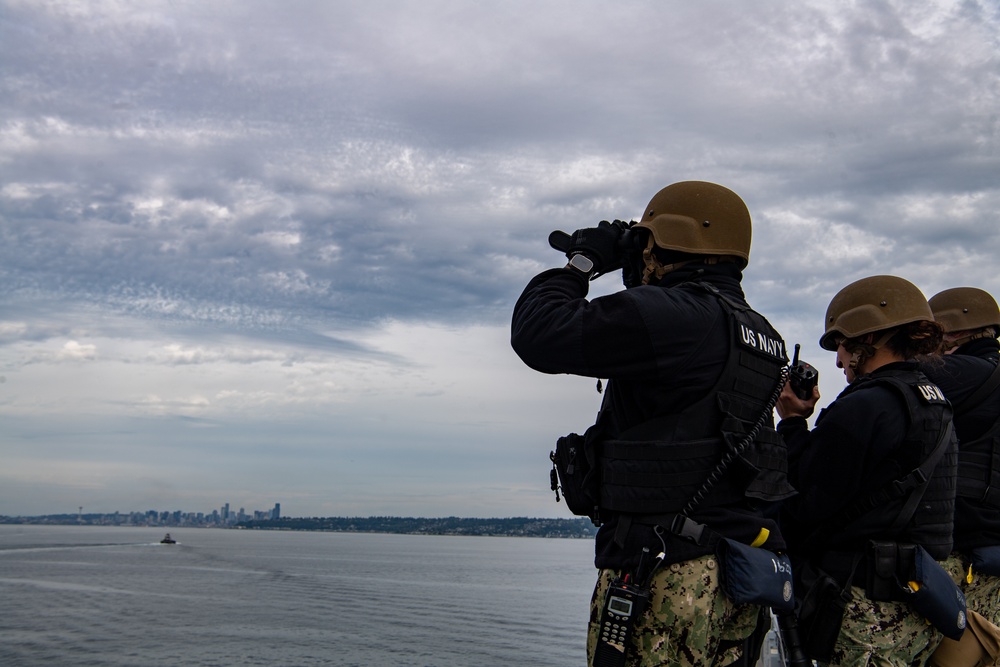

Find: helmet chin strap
<box><xmin>639</xmin><ymin>236</ymin><xmax>736</xmax><ymax>285</ymax></box>
<box><xmin>847</xmin><ymin>329</ymin><xmax>896</xmax><ymax>372</ymax></box>
<box><xmin>941</xmin><ymin>327</ymin><xmax>996</xmax><ymax>352</ymax></box>
<box><xmin>640</xmin><ymin>236</ymin><xmax>693</xmax><ymax>285</ymax></box>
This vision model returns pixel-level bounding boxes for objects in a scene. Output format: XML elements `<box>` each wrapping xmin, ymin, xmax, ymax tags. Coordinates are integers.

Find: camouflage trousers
<box><xmin>942</xmin><ymin>553</ymin><xmax>1000</xmax><ymax>627</ymax></box>
<box><xmin>820</xmin><ymin>586</ymin><xmax>941</xmax><ymax>667</ymax></box>
<box><xmin>586</xmin><ymin>554</ymin><xmax>759</xmax><ymax>667</ymax></box>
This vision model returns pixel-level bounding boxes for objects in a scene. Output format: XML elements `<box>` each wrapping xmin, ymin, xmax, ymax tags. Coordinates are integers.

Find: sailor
<box><xmin>921</xmin><ymin>287</ymin><xmax>1000</xmax><ymax>627</ymax></box>
<box><xmin>777</xmin><ymin>275</ymin><xmax>958</xmax><ymax>666</ymax></box>
<box><xmin>512</xmin><ymin>181</ymin><xmax>795</xmax><ymax>666</ymax></box>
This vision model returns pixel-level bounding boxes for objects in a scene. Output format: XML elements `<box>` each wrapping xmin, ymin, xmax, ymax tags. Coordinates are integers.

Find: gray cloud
<box><xmin>1</xmin><ymin>0</ymin><xmax>998</xmax><ymax>517</ymax></box>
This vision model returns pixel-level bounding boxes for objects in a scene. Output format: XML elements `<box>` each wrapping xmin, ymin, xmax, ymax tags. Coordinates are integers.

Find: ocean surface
<box><xmin>0</xmin><ymin>525</ymin><xmax>596</xmax><ymax>666</ymax></box>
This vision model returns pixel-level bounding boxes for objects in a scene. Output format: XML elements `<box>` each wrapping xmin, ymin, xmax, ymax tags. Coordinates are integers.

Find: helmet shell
<box><xmin>929</xmin><ymin>287</ymin><xmax>1000</xmax><ymax>335</ymax></box>
<box><xmin>633</xmin><ymin>181</ymin><xmax>751</xmax><ymax>267</ymax></box>
<box><xmin>820</xmin><ymin>275</ymin><xmax>933</xmax><ymax>351</ymax></box>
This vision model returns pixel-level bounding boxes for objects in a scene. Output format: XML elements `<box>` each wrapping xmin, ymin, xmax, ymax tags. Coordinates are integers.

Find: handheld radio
<box><xmin>789</xmin><ymin>343</ymin><xmax>819</xmax><ymax>401</ymax></box>
<box><xmin>593</xmin><ymin>577</ymin><xmax>650</xmax><ymax>667</ymax></box>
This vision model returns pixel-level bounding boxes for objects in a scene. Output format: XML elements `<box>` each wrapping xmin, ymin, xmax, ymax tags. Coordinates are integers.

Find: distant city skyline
<box><xmin>1</xmin><ymin>501</ymin><xmax>283</xmax><ymax>527</ymax></box>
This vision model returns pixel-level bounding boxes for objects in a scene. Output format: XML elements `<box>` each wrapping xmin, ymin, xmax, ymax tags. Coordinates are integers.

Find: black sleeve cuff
<box><xmin>777</xmin><ymin>415</ymin><xmax>809</xmax><ymax>433</ymax></box>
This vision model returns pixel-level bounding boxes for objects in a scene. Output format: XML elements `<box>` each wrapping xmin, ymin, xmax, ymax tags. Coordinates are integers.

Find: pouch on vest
<box><xmin>970</xmin><ymin>545</ymin><xmax>1000</xmax><ymax>577</ymax></box>
<box><xmin>550</xmin><ymin>430</ymin><xmax>600</xmax><ymax>523</ymax></box>
<box><xmin>796</xmin><ymin>561</ymin><xmax>851</xmax><ymax>663</ymax></box>
<box><xmin>867</xmin><ymin>541</ymin><xmax>967</xmax><ymax>640</ymax></box>
<box><xmin>903</xmin><ymin>544</ymin><xmax>968</xmax><ymax>641</ymax></box>
<box><xmin>867</xmin><ymin>540</ymin><xmax>909</xmax><ymax>601</ymax></box>
<box><xmin>715</xmin><ymin>538</ymin><xmax>794</xmax><ymax>612</ymax></box>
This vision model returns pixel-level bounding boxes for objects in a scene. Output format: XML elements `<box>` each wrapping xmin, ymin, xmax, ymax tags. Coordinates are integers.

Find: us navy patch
<box><xmin>915</xmin><ymin>383</ymin><xmax>947</xmax><ymax>404</ymax></box>
<box><xmin>737</xmin><ymin>322</ymin><xmax>785</xmax><ymax>362</ymax></box>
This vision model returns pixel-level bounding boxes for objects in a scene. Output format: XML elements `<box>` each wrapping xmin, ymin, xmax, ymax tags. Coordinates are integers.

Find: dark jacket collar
<box><xmin>955</xmin><ymin>337</ymin><xmax>1000</xmax><ymax>362</ymax></box>
<box><xmin>654</xmin><ymin>261</ymin><xmax>744</xmax><ymax>291</ymax></box>
<box><xmin>870</xmin><ymin>360</ymin><xmax>920</xmax><ymax>375</ymax></box>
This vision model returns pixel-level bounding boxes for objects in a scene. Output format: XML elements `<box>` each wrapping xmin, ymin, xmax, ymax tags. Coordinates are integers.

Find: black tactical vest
<box><xmin>956</xmin><ymin>418</ymin><xmax>1000</xmax><ymax>510</ymax></box>
<box><xmin>597</xmin><ymin>281</ymin><xmax>795</xmax><ymax>515</ymax></box>
<box><xmin>952</xmin><ymin>362</ymin><xmax>1000</xmax><ymax>510</ymax></box>
<box><xmin>821</xmin><ymin>369</ymin><xmax>957</xmax><ymax>559</ymax></box>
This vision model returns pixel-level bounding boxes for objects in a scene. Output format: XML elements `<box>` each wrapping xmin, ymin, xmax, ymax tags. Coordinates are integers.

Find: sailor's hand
<box><xmin>777</xmin><ymin>377</ymin><xmax>819</xmax><ymax>420</ymax></box>
<box><xmin>566</xmin><ymin>221</ymin><xmax>623</xmax><ymax>275</ymax></box>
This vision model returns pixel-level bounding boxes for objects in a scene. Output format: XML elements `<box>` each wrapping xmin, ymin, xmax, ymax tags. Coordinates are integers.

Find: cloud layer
<box><xmin>1</xmin><ymin>0</ymin><xmax>998</xmax><ymax>517</ymax></box>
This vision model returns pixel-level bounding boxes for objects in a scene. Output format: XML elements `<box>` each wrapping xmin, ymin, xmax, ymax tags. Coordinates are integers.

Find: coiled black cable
<box><xmin>681</xmin><ymin>365</ymin><xmax>790</xmax><ymax>518</ymax></box>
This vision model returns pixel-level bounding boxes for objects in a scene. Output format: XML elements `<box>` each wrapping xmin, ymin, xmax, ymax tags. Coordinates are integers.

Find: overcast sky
<box><xmin>2</xmin><ymin>0</ymin><xmax>998</xmax><ymax>519</ymax></box>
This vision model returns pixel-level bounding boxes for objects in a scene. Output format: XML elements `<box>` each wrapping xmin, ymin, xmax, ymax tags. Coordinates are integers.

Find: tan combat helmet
<box><xmin>820</xmin><ymin>275</ymin><xmax>933</xmax><ymax>351</ymax></box>
<box><xmin>634</xmin><ymin>181</ymin><xmax>752</xmax><ymax>270</ymax></box>
<box><xmin>928</xmin><ymin>287</ymin><xmax>1000</xmax><ymax>336</ymax></box>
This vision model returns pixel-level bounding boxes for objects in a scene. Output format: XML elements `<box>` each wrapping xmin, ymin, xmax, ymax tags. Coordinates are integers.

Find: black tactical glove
<box><xmin>566</xmin><ymin>220</ymin><xmax>623</xmax><ymax>275</ymax></box>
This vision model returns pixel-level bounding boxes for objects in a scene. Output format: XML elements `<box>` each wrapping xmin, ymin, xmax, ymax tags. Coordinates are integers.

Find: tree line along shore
<box><xmin>0</xmin><ymin>514</ymin><xmax>599</xmax><ymax>539</ymax></box>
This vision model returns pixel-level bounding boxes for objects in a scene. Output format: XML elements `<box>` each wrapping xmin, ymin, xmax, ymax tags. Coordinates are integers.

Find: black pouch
<box><xmin>970</xmin><ymin>545</ymin><xmax>1000</xmax><ymax>577</ymax></box>
<box><xmin>867</xmin><ymin>541</ymin><xmax>967</xmax><ymax>640</ymax></box>
<box><xmin>903</xmin><ymin>544</ymin><xmax>968</xmax><ymax>641</ymax></box>
<box><xmin>867</xmin><ymin>540</ymin><xmax>911</xmax><ymax>601</ymax></box>
<box><xmin>796</xmin><ymin>562</ymin><xmax>851</xmax><ymax>663</ymax></box>
<box><xmin>550</xmin><ymin>432</ymin><xmax>599</xmax><ymax>521</ymax></box>
<box><xmin>715</xmin><ymin>538</ymin><xmax>794</xmax><ymax>612</ymax></box>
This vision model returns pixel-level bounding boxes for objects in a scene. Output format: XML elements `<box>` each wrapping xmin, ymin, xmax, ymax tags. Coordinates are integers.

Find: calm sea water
<box><xmin>0</xmin><ymin>525</ymin><xmax>596</xmax><ymax>666</ymax></box>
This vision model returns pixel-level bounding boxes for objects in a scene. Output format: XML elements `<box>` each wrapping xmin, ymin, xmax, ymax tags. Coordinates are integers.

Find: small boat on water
<box><xmin>160</xmin><ymin>533</ymin><xmax>176</xmax><ymax>544</ymax></box>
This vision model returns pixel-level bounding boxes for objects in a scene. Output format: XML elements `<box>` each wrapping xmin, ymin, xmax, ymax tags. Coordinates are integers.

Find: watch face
<box><xmin>569</xmin><ymin>254</ymin><xmax>594</xmax><ymax>274</ymax></box>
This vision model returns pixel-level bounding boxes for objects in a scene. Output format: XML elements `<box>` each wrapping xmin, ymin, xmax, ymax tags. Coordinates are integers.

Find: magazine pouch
<box><xmin>970</xmin><ymin>545</ymin><xmax>1000</xmax><ymax>577</ymax></box>
<box><xmin>867</xmin><ymin>540</ymin><xmax>906</xmax><ymax>601</ymax></box>
<box><xmin>867</xmin><ymin>541</ymin><xmax>967</xmax><ymax>640</ymax></box>
<box><xmin>550</xmin><ymin>430</ymin><xmax>600</xmax><ymax>523</ymax></box>
<box><xmin>716</xmin><ymin>538</ymin><xmax>794</xmax><ymax>612</ymax></box>
<box><xmin>904</xmin><ymin>544</ymin><xmax>968</xmax><ymax>641</ymax></box>
<box><xmin>796</xmin><ymin>561</ymin><xmax>851</xmax><ymax>663</ymax></box>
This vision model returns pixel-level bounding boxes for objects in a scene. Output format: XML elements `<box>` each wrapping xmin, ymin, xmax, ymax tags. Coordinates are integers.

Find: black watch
<box><xmin>566</xmin><ymin>253</ymin><xmax>595</xmax><ymax>277</ymax></box>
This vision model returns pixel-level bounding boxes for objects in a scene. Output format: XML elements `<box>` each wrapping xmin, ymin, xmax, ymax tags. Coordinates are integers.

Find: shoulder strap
<box><xmin>687</xmin><ymin>279</ymin><xmax>748</xmax><ymax>311</ymax></box>
<box><xmin>886</xmin><ymin>420</ymin><xmax>954</xmax><ymax>533</ymax></box>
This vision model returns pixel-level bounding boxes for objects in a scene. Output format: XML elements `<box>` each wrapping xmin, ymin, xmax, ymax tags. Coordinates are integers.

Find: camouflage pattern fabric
<box><xmin>943</xmin><ymin>553</ymin><xmax>1000</xmax><ymax>627</ymax></box>
<box><xmin>820</xmin><ymin>585</ymin><xmax>941</xmax><ymax>667</ymax></box>
<box><xmin>586</xmin><ymin>554</ymin><xmax>758</xmax><ymax>667</ymax></box>
<box><xmin>966</xmin><ymin>574</ymin><xmax>1000</xmax><ymax>628</ymax></box>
